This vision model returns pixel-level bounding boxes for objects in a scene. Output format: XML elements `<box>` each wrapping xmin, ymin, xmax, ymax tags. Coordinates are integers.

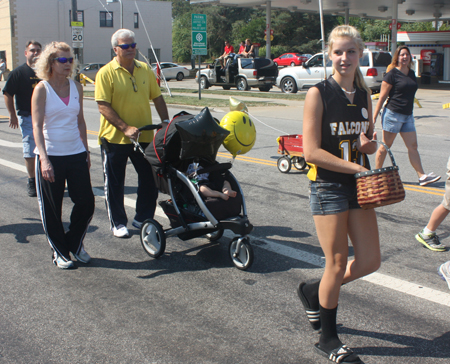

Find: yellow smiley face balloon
<box><xmin>220</xmin><ymin>111</ymin><xmax>256</xmax><ymax>156</ymax></box>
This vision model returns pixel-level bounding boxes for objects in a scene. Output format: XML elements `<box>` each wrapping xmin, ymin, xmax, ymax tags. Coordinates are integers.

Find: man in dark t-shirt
<box><xmin>3</xmin><ymin>40</ymin><xmax>42</xmax><ymax>197</ymax></box>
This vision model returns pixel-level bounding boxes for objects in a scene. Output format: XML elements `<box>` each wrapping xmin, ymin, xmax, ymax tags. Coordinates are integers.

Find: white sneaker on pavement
<box><xmin>113</xmin><ymin>224</ymin><xmax>129</xmax><ymax>238</ymax></box>
<box><xmin>419</xmin><ymin>172</ymin><xmax>441</xmax><ymax>186</ymax></box>
<box><xmin>74</xmin><ymin>246</ymin><xmax>91</xmax><ymax>263</ymax></box>
<box><xmin>53</xmin><ymin>254</ymin><xmax>75</xmax><ymax>269</ymax></box>
<box><xmin>438</xmin><ymin>261</ymin><xmax>450</xmax><ymax>290</ymax></box>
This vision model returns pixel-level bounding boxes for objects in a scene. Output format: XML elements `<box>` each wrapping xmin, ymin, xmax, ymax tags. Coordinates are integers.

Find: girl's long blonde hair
<box><xmin>35</xmin><ymin>41</ymin><xmax>76</xmax><ymax>81</ymax></box>
<box><xmin>327</xmin><ymin>25</ymin><xmax>370</xmax><ymax>95</ymax></box>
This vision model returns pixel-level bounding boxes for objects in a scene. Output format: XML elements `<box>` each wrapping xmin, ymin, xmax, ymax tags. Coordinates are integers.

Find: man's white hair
<box><xmin>111</xmin><ymin>29</ymin><xmax>135</xmax><ymax>47</ymax></box>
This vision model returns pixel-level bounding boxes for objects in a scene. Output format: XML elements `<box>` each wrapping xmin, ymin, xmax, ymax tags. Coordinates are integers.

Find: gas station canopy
<box><xmin>189</xmin><ymin>0</ymin><xmax>450</xmax><ymax>23</ymax></box>
<box><xmin>190</xmin><ymin>0</ymin><xmax>450</xmax><ymax>80</ymax></box>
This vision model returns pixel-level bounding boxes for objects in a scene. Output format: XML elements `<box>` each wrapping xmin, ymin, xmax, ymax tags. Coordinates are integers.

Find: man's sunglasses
<box><xmin>117</xmin><ymin>43</ymin><xmax>137</xmax><ymax>50</ymax></box>
<box><xmin>54</xmin><ymin>57</ymin><xmax>74</xmax><ymax>64</ymax></box>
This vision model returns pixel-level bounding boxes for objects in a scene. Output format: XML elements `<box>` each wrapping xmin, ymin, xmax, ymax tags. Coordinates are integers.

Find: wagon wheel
<box><xmin>277</xmin><ymin>156</ymin><xmax>291</xmax><ymax>173</ymax></box>
<box><xmin>292</xmin><ymin>157</ymin><xmax>307</xmax><ymax>170</ymax></box>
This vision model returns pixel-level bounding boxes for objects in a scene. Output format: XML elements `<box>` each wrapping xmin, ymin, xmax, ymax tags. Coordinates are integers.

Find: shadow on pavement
<box><xmin>0</xmin><ymin>219</ymin><xmax>42</xmax><ymax>243</ymax></box>
<box><xmin>339</xmin><ymin>324</ymin><xmax>450</xmax><ymax>359</ymax></box>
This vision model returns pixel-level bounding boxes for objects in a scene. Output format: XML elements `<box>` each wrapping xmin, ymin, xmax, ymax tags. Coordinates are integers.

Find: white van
<box><xmin>276</xmin><ymin>50</ymin><xmax>392</xmax><ymax>94</ymax></box>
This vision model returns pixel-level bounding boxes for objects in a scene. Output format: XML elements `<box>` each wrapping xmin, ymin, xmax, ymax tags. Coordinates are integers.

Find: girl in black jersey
<box><xmin>299</xmin><ymin>25</ymin><xmax>379</xmax><ymax>364</ymax></box>
<box><xmin>373</xmin><ymin>46</ymin><xmax>440</xmax><ymax>187</ymax></box>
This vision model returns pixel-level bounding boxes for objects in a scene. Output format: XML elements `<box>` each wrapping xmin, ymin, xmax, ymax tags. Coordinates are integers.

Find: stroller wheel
<box><xmin>229</xmin><ymin>237</ymin><xmax>254</xmax><ymax>270</ymax></box>
<box><xmin>206</xmin><ymin>228</ymin><xmax>224</xmax><ymax>242</ymax></box>
<box><xmin>140</xmin><ymin>219</ymin><xmax>166</xmax><ymax>259</ymax></box>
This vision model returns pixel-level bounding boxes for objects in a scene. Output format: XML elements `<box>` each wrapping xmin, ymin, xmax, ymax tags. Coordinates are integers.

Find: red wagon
<box><xmin>276</xmin><ymin>134</ymin><xmax>308</xmax><ymax>173</ymax></box>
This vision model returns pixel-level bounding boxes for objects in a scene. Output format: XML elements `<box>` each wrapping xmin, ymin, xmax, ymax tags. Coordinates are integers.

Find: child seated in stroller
<box><xmin>186</xmin><ymin>162</ymin><xmax>237</xmax><ymax>201</ymax></box>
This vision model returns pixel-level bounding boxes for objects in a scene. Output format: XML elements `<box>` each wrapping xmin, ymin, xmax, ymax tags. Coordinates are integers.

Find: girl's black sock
<box><xmin>318</xmin><ymin>304</ymin><xmax>342</xmax><ymax>352</ymax></box>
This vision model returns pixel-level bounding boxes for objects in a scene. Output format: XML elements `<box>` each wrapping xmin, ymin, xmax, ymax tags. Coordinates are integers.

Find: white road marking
<box><xmin>92</xmin><ymin>188</ymin><xmax>450</xmax><ymax>308</ymax></box>
<box><xmin>2</xmin><ymin>156</ymin><xmax>449</xmax><ymax>307</ymax></box>
<box><xmin>88</xmin><ymin>140</ymin><xmax>100</xmax><ymax>149</ymax></box>
<box><xmin>0</xmin><ymin>140</ymin><xmax>22</xmax><ymax>148</ymax></box>
<box><xmin>0</xmin><ymin>157</ymin><xmax>27</xmax><ymax>172</ymax></box>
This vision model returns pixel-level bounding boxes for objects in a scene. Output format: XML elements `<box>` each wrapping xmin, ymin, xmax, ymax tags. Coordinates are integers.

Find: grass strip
<box><xmin>164</xmin><ymin>87</ymin><xmax>306</xmax><ymax>100</ymax></box>
<box><xmin>83</xmin><ymin>91</ymin><xmax>285</xmax><ymax>107</ymax></box>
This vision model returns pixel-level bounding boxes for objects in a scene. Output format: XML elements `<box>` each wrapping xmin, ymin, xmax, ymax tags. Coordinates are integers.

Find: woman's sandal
<box><xmin>297</xmin><ymin>282</ymin><xmax>321</xmax><ymax>331</ymax></box>
<box><xmin>314</xmin><ymin>343</ymin><xmax>362</xmax><ymax>363</ymax></box>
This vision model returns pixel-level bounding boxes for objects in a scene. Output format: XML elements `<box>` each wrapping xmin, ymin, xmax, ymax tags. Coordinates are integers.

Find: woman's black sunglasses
<box><xmin>117</xmin><ymin>43</ymin><xmax>137</xmax><ymax>50</ymax></box>
<box><xmin>54</xmin><ymin>57</ymin><xmax>74</xmax><ymax>64</ymax></box>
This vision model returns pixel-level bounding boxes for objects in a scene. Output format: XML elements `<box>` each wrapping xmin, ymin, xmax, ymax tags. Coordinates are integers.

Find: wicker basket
<box><xmin>354</xmin><ymin>141</ymin><xmax>405</xmax><ymax>210</ymax></box>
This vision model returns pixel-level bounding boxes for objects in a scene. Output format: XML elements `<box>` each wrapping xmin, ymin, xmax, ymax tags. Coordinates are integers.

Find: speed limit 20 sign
<box><xmin>72</xmin><ymin>26</ymin><xmax>84</xmax><ymax>49</ymax></box>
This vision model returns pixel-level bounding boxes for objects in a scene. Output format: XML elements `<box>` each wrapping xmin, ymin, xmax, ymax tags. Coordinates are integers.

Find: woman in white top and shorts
<box><xmin>32</xmin><ymin>42</ymin><xmax>94</xmax><ymax>269</ymax></box>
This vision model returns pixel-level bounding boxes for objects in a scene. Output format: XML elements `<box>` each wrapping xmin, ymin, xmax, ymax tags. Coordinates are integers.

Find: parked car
<box><xmin>196</xmin><ymin>56</ymin><xmax>278</xmax><ymax>91</ymax></box>
<box><xmin>79</xmin><ymin>63</ymin><xmax>106</xmax><ymax>81</ymax></box>
<box><xmin>273</xmin><ymin>53</ymin><xmax>309</xmax><ymax>67</ymax></box>
<box><xmin>151</xmin><ymin>62</ymin><xmax>190</xmax><ymax>81</ymax></box>
<box><xmin>276</xmin><ymin>50</ymin><xmax>392</xmax><ymax>94</ymax></box>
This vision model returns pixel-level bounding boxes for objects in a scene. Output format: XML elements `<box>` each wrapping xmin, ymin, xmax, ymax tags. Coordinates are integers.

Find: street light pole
<box><xmin>107</xmin><ymin>0</ymin><xmax>123</xmax><ymax>29</ymax></box>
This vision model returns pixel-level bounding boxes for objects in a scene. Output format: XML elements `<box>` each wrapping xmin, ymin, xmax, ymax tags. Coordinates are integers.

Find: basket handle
<box><xmin>354</xmin><ymin>139</ymin><xmax>399</xmax><ymax>179</ymax></box>
<box><xmin>368</xmin><ymin>139</ymin><xmax>397</xmax><ymax>168</ymax></box>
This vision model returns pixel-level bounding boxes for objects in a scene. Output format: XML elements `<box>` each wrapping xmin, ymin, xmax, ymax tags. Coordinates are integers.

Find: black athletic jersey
<box><xmin>2</xmin><ymin>63</ymin><xmax>40</xmax><ymax>116</ymax></box>
<box><xmin>383</xmin><ymin>68</ymin><xmax>417</xmax><ymax>116</ymax></box>
<box><xmin>311</xmin><ymin>77</ymin><xmax>370</xmax><ymax>185</ymax></box>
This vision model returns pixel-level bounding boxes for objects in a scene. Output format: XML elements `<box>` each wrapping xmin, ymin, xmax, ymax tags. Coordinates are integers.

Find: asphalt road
<box><xmin>0</xmin><ymin>80</ymin><xmax>450</xmax><ymax>364</ymax></box>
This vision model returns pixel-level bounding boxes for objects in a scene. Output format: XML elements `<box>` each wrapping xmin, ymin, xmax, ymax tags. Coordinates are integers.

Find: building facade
<box><xmin>398</xmin><ymin>31</ymin><xmax>450</xmax><ymax>82</ymax></box>
<box><xmin>0</xmin><ymin>0</ymin><xmax>172</xmax><ymax>71</ymax></box>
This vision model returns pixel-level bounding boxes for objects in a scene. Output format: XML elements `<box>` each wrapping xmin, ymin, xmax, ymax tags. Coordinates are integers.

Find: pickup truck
<box><xmin>196</xmin><ymin>56</ymin><xmax>278</xmax><ymax>91</ymax></box>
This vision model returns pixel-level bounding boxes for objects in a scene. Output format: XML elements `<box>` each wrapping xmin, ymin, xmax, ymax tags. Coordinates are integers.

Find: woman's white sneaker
<box><xmin>419</xmin><ymin>172</ymin><xmax>441</xmax><ymax>186</ymax></box>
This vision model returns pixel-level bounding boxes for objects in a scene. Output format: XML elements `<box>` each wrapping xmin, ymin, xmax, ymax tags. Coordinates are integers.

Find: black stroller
<box><xmin>136</xmin><ymin>107</ymin><xmax>254</xmax><ymax>270</ymax></box>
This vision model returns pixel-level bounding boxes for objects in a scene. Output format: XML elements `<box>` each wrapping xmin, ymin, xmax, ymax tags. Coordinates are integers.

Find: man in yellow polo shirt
<box><xmin>95</xmin><ymin>28</ymin><xmax>169</xmax><ymax>238</ymax></box>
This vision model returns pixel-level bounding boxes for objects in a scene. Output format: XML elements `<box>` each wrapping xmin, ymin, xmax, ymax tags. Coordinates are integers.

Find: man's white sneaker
<box><xmin>53</xmin><ymin>254</ymin><xmax>75</xmax><ymax>269</ymax></box>
<box><xmin>132</xmin><ymin>219</ymin><xmax>143</xmax><ymax>229</ymax></box>
<box><xmin>113</xmin><ymin>225</ymin><xmax>129</xmax><ymax>238</ymax></box>
<box><xmin>74</xmin><ymin>246</ymin><xmax>91</xmax><ymax>263</ymax></box>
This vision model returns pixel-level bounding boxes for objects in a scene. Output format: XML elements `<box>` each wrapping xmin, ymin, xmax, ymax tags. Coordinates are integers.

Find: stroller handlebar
<box><xmin>138</xmin><ymin>124</ymin><xmax>163</xmax><ymax>132</ymax></box>
<box><xmin>131</xmin><ymin>124</ymin><xmax>163</xmax><ymax>155</ymax></box>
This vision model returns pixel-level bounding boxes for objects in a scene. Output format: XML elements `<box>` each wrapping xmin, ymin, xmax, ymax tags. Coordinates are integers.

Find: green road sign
<box><xmin>192</xmin><ymin>14</ymin><xmax>207</xmax><ymax>55</ymax></box>
<box><xmin>192</xmin><ymin>14</ymin><xmax>206</xmax><ymax>31</ymax></box>
<box><xmin>193</xmin><ymin>48</ymin><xmax>207</xmax><ymax>55</ymax></box>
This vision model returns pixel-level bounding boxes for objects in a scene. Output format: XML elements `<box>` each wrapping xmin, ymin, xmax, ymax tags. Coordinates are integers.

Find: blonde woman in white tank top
<box><xmin>32</xmin><ymin>42</ymin><xmax>94</xmax><ymax>269</ymax></box>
